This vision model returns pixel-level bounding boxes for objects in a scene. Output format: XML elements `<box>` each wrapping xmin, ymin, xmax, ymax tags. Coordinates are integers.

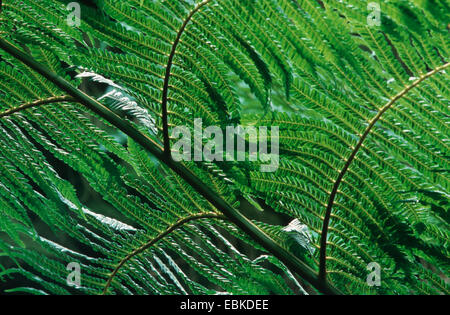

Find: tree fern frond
<box><xmin>0</xmin><ymin>0</ymin><xmax>448</xmax><ymax>295</ymax></box>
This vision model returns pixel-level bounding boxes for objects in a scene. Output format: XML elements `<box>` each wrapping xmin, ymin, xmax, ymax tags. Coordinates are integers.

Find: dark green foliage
<box><xmin>0</xmin><ymin>0</ymin><xmax>448</xmax><ymax>295</ymax></box>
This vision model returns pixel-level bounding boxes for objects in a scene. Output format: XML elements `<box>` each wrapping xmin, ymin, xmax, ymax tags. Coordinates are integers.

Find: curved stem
<box><xmin>161</xmin><ymin>0</ymin><xmax>213</xmax><ymax>154</ymax></box>
<box><xmin>102</xmin><ymin>213</ymin><xmax>226</xmax><ymax>295</ymax></box>
<box><xmin>0</xmin><ymin>37</ymin><xmax>341</xmax><ymax>295</ymax></box>
<box><xmin>318</xmin><ymin>62</ymin><xmax>450</xmax><ymax>280</ymax></box>
<box><xmin>0</xmin><ymin>95</ymin><xmax>75</xmax><ymax>118</ymax></box>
